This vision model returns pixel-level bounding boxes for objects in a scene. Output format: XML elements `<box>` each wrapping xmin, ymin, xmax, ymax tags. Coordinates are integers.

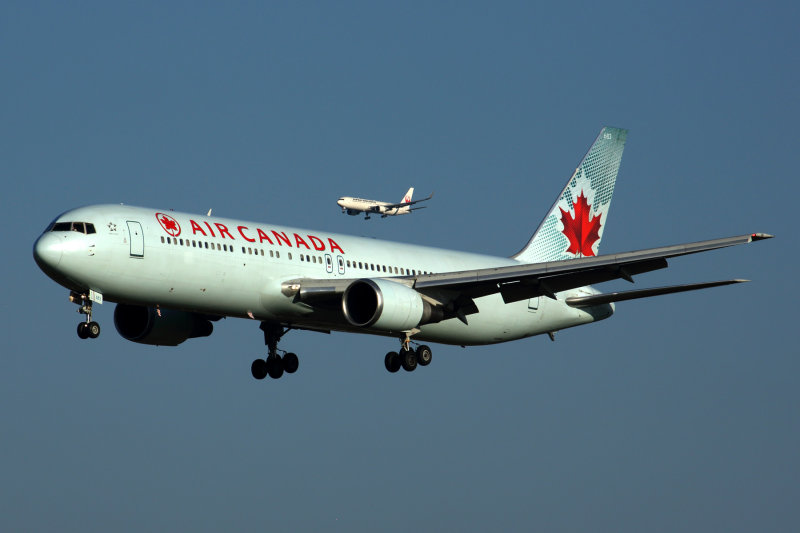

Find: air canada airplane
<box><xmin>337</xmin><ymin>187</ymin><xmax>433</xmax><ymax>219</ymax></box>
<box><xmin>33</xmin><ymin>127</ymin><xmax>772</xmax><ymax>381</ymax></box>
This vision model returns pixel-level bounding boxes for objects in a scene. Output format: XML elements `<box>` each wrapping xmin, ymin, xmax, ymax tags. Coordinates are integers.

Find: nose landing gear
<box><xmin>71</xmin><ymin>291</ymin><xmax>100</xmax><ymax>339</ymax></box>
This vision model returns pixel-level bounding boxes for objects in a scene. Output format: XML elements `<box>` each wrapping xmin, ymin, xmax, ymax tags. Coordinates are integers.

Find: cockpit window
<box><xmin>51</xmin><ymin>222</ymin><xmax>96</xmax><ymax>234</ymax></box>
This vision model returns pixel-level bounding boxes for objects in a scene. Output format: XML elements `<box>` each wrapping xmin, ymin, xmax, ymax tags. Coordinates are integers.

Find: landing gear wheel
<box><xmin>266</xmin><ymin>354</ymin><xmax>284</xmax><ymax>379</ymax></box>
<box><xmin>416</xmin><ymin>345</ymin><xmax>432</xmax><ymax>366</ymax></box>
<box><xmin>77</xmin><ymin>322</ymin><xmax>89</xmax><ymax>339</ymax></box>
<box><xmin>87</xmin><ymin>321</ymin><xmax>101</xmax><ymax>339</ymax></box>
<box><xmin>283</xmin><ymin>352</ymin><xmax>299</xmax><ymax>374</ymax></box>
<box><xmin>251</xmin><ymin>359</ymin><xmax>267</xmax><ymax>380</ymax></box>
<box><xmin>385</xmin><ymin>351</ymin><xmax>401</xmax><ymax>373</ymax></box>
<box><xmin>400</xmin><ymin>349</ymin><xmax>418</xmax><ymax>372</ymax></box>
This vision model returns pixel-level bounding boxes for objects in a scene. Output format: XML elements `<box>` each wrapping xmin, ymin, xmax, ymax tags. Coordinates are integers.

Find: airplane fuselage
<box><xmin>34</xmin><ymin>204</ymin><xmax>609</xmax><ymax>346</ymax></box>
<box><xmin>337</xmin><ymin>197</ymin><xmax>411</xmax><ymax>217</ymax></box>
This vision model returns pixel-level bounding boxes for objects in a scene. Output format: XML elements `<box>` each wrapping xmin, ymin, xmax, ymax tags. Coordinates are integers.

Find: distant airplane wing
<box><xmin>283</xmin><ymin>233</ymin><xmax>772</xmax><ymax>319</ymax></box>
<box><xmin>379</xmin><ymin>192</ymin><xmax>434</xmax><ymax>210</ymax></box>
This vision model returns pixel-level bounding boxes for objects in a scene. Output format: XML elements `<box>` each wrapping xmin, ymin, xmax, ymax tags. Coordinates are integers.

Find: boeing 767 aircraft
<box><xmin>33</xmin><ymin>127</ymin><xmax>772</xmax><ymax>380</ymax></box>
<box><xmin>337</xmin><ymin>187</ymin><xmax>433</xmax><ymax>219</ymax></box>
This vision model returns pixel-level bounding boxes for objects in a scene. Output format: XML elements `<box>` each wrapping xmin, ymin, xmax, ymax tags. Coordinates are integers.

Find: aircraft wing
<box><xmin>379</xmin><ymin>192</ymin><xmax>434</xmax><ymax>210</ymax></box>
<box><xmin>283</xmin><ymin>233</ymin><xmax>772</xmax><ymax>317</ymax></box>
<box><xmin>414</xmin><ymin>233</ymin><xmax>772</xmax><ymax>303</ymax></box>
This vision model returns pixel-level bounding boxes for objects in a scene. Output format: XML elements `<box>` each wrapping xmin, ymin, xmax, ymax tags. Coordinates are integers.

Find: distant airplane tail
<box><xmin>402</xmin><ymin>187</ymin><xmax>414</xmax><ymax>204</ymax></box>
<box><xmin>513</xmin><ymin>126</ymin><xmax>628</xmax><ymax>263</ymax></box>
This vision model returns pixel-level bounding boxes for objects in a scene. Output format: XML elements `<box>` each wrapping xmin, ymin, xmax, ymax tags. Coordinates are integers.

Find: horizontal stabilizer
<box><xmin>564</xmin><ymin>279</ymin><xmax>749</xmax><ymax>307</ymax></box>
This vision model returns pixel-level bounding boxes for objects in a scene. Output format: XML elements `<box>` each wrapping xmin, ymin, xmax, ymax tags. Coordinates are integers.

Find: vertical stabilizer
<box><xmin>402</xmin><ymin>188</ymin><xmax>414</xmax><ymax>204</ymax></box>
<box><xmin>513</xmin><ymin>127</ymin><xmax>627</xmax><ymax>263</ymax></box>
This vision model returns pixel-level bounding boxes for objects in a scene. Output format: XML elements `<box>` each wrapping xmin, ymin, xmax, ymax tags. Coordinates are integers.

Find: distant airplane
<box><xmin>33</xmin><ymin>126</ymin><xmax>772</xmax><ymax>382</ymax></box>
<box><xmin>337</xmin><ymin>187</ymin><xmax>433</xmax><ymax>219</ymax></box>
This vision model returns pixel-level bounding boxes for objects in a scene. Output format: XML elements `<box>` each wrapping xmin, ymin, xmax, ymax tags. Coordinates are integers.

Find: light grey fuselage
<box><xmin>34</xmin><ymin>204</ymin><xmax>611</xmax><ymax>346</ymax></box>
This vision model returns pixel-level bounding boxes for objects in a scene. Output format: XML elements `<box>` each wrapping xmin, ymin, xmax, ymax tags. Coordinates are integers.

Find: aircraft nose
<box><xmin>33</xmin><ymin>232</ymin><xmax>63</xmax><ymax>270</ymax></box>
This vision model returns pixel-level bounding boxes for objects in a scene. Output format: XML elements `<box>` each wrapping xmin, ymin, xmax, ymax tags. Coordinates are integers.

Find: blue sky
<box><xmin>2</xmin><ymin>1</ymin><xmax>797</xmax><ymax>531</ymax></box>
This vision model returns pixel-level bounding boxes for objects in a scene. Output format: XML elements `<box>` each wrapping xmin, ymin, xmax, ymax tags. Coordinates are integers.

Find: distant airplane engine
<box><xmin>342</xmin><ymin>279</ymin><xmax>443</xmax><ymax>332</ymax></box>
<box><xmin>346</xmin><ymin>209</ymin><xmax>360</xmax><ymax>216</ymax></box>
<box><xmin>113</xmin><ymin>304</ymin><xmax>214</xmax><ymax>346</ymax></box>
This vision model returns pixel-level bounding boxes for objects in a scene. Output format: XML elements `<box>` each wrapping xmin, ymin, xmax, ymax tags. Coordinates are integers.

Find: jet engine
<box><xmin>342</xmin><ymin>279</ymin><xmax>443</xmax><ymax>332</ymax></box>
<box><xmin>113</xmin><ymin>304</ymin><xmax>214</xmax><ymax>346</ymax></box>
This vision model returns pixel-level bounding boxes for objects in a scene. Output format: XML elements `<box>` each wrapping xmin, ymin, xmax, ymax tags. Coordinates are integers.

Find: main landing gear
<box><xmin>251</xmin><ymin>322</ymin><xmax>299</xmax><ymax>381</ymax></box>
<box><xmin>71</xmin><ymin>292</ymin><xmax>100</xmax><ymax>340</ymax></box>
<box><xmin>384</xmin><ymin>335</ymin><xmax>433</xmax><ymax>374</ymax></box>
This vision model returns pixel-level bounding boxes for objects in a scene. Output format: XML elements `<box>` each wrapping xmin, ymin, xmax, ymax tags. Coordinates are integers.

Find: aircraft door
<box><xmin>324</xmin><ymin>254</ymin><xmax>333</xmax><ymax>274</ymax></box>
<box><xmin>337</xmin><ymin>255</ymin><xmax>345</xmax><ymax>275</ymax></box>
<box><xmin>127</xmin><ymin>221</ymin><xmax>144</xmax><ymax>257</ymax></box>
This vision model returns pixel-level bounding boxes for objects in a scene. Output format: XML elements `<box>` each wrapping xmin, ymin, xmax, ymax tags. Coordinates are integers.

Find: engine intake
<box><xmin>342</xmin><ymin>279</ymin><xmax>442</xmax><ymax>332</ymax></box>
<box><xmin>113</xmin><ymin>304</ymin><xmax>214</xmax><ymax>346</ymax></box>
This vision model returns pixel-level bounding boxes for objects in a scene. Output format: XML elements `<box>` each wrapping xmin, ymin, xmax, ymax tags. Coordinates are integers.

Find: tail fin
<box><xmin>402</xmin><ymin>187</ymin><xmax>414</xmax><ymax>204</ymax></box>
<box><xmin>513</xmin><ymin>127</ymin><xmax>628</xmax><ymax>263</ymax></box>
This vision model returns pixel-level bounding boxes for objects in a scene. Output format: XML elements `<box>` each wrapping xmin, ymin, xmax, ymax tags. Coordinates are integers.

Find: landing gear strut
<box><xmin>251</xmin><ymin>322</ymin><xmax>299</xmax><ymax>380</ymax></box>
<box><xmin>384</xmin><ymin>333</ymin><xmax>433</xmax><ymax>374</ymax></box>
<box><xmin>71</xmin><ymin>292</ymin><xmax>100</xmax><ymax>339</ymax></box>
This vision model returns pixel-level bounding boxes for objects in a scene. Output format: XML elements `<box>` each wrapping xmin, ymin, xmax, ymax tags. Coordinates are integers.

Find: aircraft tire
<box><xmin>77</xmin><ymin>322</ymin><xmax>89</xmax><ymax>339</ymax></box>
<box><xmin>251</xmin><ymin>359</ymin><xmax>267</xmax><ymax>380</ymax></box>
<box><xmin>87</xmin><ymin>321</ymin><xmax>101</xmax><ymax>339</ymax></box>
<box><xmin>267</xmin><ymin>354</ymin><xmax>284</xmax><ymax>379</ymax></box>
<box><xmin>284</xmin><ymin>352</ymin><xmax>299</xmax><ymax>374</ymax></box>
<box><xmin>385</xmin><ymin>352</ymin><xmax>401</xmax><ymax>373</ymax></box>
<box><xmin>400</xmin><ymin>349</ymin><xmax>417</xmax><ymax>372</ymax></box>
<box><xmin>416</xmin><ymin>345</ymin><xmax>432</xmax><ymax>366</ymax></box>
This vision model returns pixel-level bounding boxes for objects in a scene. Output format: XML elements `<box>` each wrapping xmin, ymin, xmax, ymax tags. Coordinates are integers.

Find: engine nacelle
<box><xmin>113</xmin><ymin>304</ymin><xmax>214</xmax><ymax>346</ymax></box>
<box><xmin>343</xmin><ymin>278</ymin><xmax>441</xmax><ymax>332</ymax></box>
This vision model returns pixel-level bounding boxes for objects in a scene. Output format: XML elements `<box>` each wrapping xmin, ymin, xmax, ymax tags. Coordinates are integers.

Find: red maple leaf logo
<box><xmin>559</xmin><ymin>190</ymin><xmax>601</xmax><ymax>256</ymax></box>
<box><xmin>155</xmin><ymin>212</ymin><xmax>181</xmax><ymax>237</ymax></box>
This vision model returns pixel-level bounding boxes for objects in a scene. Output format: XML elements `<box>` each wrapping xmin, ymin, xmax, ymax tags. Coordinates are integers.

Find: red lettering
<box><xmin>308</xmin><ymin>235</ymin><xmax>325</xmax><ymax>251</ymax></box>
<box><xmin>272</xmin><ymin>230</ymin><xmax>291</xmax><ymax>247</ymax></box>
<box><xmin>256</xmin><ymin>228</ymin><xmax>274</xmax><ymax>244</ymax></box>
<box><xmin>294</xmin><ymin>233</ymin><xmax>310</xmax><ymax>249</ymax></box>
<box><xmin>328</xmin><ymin>238</ymin><xmax>344</xmax><ymax>254</ymax></box>
<box><xmin>190</xmin><ymin>220</ymin><xmax>207</xmax><ymax>237</ymax></box>
<box><xmin>215</xmin><ymin>223</ymin><xmax>234</xmax><ymax>240</ymax></box>
<box><xmin>203</xmin><ymin>221</ymin><xmax>216</xmax><ymax>237</ymax></box>
<box><xmin>238</xmin><ymin>226</ymin><xmax>255</xmax><ymax>243</ymax></box>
